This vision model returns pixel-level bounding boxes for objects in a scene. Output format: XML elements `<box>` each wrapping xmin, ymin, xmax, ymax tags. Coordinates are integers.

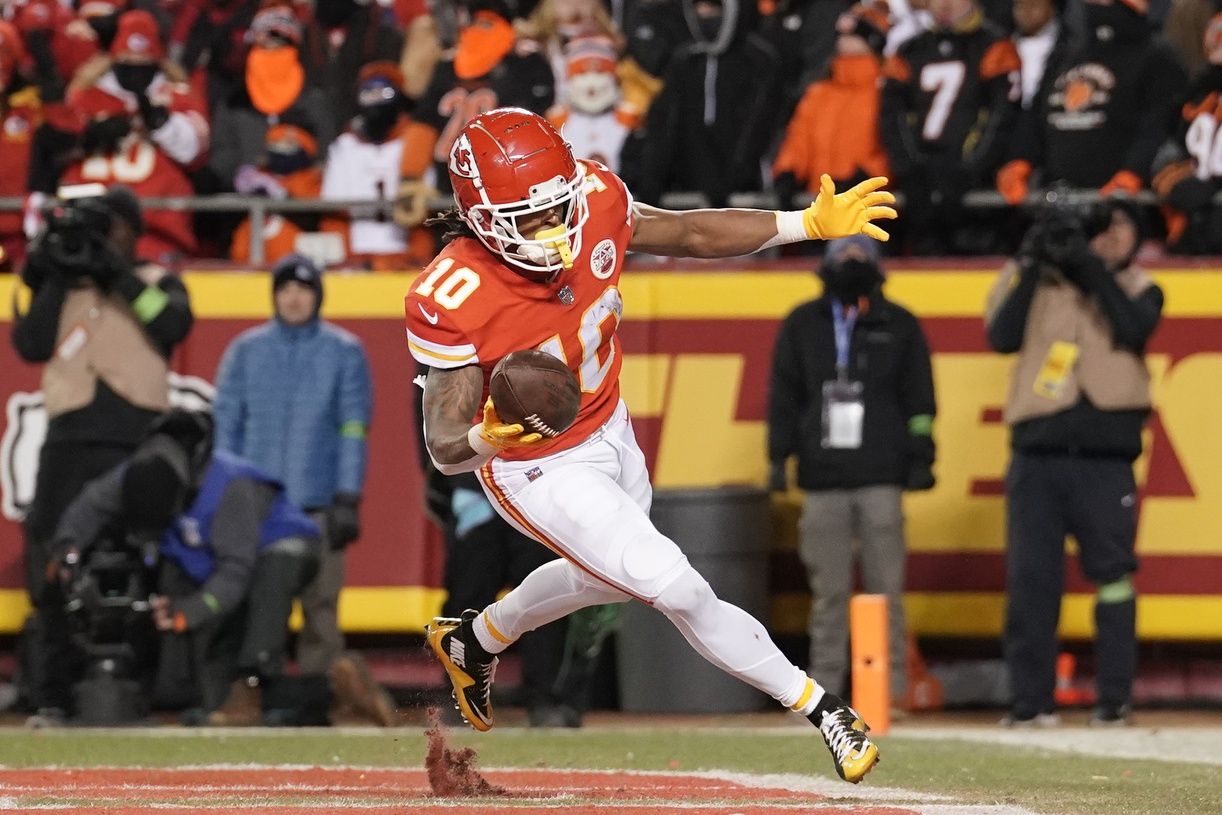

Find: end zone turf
<box><xmin>0</xmin><ymin>765</ymin><xmax>1037</xmax><ymax>814</ymax></box>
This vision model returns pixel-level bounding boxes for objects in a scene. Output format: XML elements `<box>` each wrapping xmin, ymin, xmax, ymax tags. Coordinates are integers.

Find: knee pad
<box><xmin>653</xmin><ymin>564</ymin><xmax>716</xmax><ymax>620</ymax></box>
<box><xmin>606</xmin><ymin>523</ymin><xmax>687</xmax><ymax>601</ymax></box>
<box><xmin>1097</xmin><ymin>575</ymin><xmax>1135</xmax><ymax>604</ymax></box>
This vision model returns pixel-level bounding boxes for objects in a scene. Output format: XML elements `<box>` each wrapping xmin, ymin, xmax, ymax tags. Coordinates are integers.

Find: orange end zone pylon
<box><xmin>850</xmin><ymin>594</ymin><xmax>890</xmax><ymax>735</ymax></box>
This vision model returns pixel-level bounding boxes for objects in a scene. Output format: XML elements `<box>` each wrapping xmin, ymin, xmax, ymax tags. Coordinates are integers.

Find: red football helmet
<box><xmin>448</xmin><ymin>107</ymin><xmax>589</xmax><ymax>281</ymax></box>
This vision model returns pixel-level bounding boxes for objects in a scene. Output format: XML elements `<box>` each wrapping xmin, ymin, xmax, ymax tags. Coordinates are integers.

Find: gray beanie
<box><xmin>825</xmin><ymin>234</ymin><xmax>882</xmax><ymax>263</ymax></box>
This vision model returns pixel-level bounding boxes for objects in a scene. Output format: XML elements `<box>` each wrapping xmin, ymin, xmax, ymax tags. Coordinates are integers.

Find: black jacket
<box><xmin>630</xmin><ymin>29</ymin><xmax>780</xmax><ymax>206</ymax></box>
<box><xmin>1011</xmin><ymin>27</ymin><xmax>1186</xmax><ymax>187</ymax></box>
<box><xmin>301</xmin><ymin>7</ymin><xmax>404</xmax><ymax>135</ymax></box>
<box><xmin>880</xmin><ymin>16</ymin><xmax>1019</xmax><ymax>187</ymax></box>
<box><xmin>768</xmin><ymin>293</ymin><xmax>936</xmax><ymax>491</ymax></box>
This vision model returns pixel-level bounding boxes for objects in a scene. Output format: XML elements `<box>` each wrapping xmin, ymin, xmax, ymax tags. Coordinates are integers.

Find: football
<box><xmin>489</xmin><ymin>350</ymin><xmax>582</xmax><ymax>438</ymax></box>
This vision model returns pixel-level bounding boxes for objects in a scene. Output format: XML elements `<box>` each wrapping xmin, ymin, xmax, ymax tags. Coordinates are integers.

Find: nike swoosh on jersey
<box><xmin>418</xmin><ymin>303</ymin><xmax>440</xmax><ymax>325</ymax></box>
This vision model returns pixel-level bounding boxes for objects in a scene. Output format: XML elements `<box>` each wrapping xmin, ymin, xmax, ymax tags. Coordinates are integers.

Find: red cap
<box><xmin>110</xmin><ymin>9</ymin><xmax>164</xmax><ymax>62</ymax></box>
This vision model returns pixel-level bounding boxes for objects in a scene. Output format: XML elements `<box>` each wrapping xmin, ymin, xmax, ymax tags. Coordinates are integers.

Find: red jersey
<box><xmin>0</xmin><ymin>87</ymin><xmax>39</xmax><ymax>262</ymax></box>
<box><xmin>405</xmin><ymin>160</ymin><xmax>633</xmax><ymax>461</ymax></box>
<box><xmin>69</xmin><ymin>71</ymin><xmax>210</xmax><ymax>170</ymax></box>
<box><xmin>61</xmin><ymin>137</ymin><xmax>197</xmax><ymax>261</ymax></box>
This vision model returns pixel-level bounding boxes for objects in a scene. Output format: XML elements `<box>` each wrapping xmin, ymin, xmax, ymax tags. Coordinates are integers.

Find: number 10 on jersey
<box><xmin>414</xmin><ymin>259</ymin><xmax>624</xmax><ymax>394</ymax></box>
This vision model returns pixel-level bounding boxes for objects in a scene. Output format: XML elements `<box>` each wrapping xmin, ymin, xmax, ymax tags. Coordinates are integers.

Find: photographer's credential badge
<box><xmin>822</xmin><ymin>303</ymin><xmax>864</xmax><ymax>449</ymax></box>
<box><xmin>821</xmin><ymin>379</ymin><xmax>865</xmax><ymax>449</ymax></box>
<box><xmin>1034</xmin><ymin>340</ymin><xmax>1079</xmax><ymax>400</ymax></box>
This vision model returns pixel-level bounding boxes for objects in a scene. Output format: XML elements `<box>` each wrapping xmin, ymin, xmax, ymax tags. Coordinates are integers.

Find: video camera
<box><xmin>62</xmin><ymin>535</ymin><xmax>160</xmax><ymax>725</ymax></box>
<box><xmin>1027</xmin><ymin>188</ymin><xmax>1113</xmax><ymax>267</ymax></box>
<box><xmin>29</xmin><ymin>197</ymin><xmax>123</xmax><ymax>287</ymax></box>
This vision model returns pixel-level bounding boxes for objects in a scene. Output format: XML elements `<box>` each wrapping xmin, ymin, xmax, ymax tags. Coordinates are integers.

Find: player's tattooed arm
<box><xmin>422</xmin><ymin>364</ymin><xmax>486</xmax><ymax>471</ymax></box>
<box><xmin>629</xmin><ymin>202</ymin><xmax>781</xmax><ymax>258</ymax></box>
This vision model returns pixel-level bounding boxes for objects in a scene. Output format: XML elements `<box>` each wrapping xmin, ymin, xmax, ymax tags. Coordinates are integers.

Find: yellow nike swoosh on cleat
<box><xmin>841</xmin><ymin>743</ymin><xmax>880</xmax><ymax>784</ymax></box>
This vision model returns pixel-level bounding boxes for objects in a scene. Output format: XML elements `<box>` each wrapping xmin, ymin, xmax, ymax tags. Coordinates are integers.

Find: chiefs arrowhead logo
<box><xmin>449</xmin><ymin>135</ymin><xmax>478</xmax><ymax>179</ymax></box>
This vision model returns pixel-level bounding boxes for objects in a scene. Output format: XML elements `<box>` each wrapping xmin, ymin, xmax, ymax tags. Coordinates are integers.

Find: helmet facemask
<box><xmin>462</xmin><ymin>169</ymin><xmax>589</xmax><ymax>283</ymax></box>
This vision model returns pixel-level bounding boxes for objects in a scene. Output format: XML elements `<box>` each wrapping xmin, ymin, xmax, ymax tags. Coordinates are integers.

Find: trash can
<box><xmin>616</xmin><ymin>486</ymin><xmax>771</xmax><ymax>713</ymax></box>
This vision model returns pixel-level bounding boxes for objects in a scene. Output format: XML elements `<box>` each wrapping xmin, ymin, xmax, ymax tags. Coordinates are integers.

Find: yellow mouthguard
<box><xmin>534</xmin><ymin>225</ymin><xmax>574</xmax><ymax>269</ymax></box>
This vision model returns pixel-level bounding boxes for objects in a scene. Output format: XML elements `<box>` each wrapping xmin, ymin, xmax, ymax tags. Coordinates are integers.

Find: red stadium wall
<box><xmin>2</xmin><ymin>265</ymin><xmax>1221</xmax><ymax>640</ymax></box>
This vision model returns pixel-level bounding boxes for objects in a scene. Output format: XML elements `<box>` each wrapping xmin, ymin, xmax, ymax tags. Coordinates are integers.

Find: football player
<box><xmin>407</xmin><ymin>108</ymin><xmax>894</xmax><ymax>783</ymax></box>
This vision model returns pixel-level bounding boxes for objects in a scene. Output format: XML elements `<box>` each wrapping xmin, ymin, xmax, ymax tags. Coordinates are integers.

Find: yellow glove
<box><xmin>469</xmin><ymin>397</ymin><xmax>544</xmax><ymax>453</ymax></box>
<box><xmin>802</xmin><ymin>174</ymin><xmax>898</xmax><ymax>242</ymax></box>
<box><xmin>394</xmin><ymin>178</ymin><xmax>435</xmax><ymax>228</ymax></box>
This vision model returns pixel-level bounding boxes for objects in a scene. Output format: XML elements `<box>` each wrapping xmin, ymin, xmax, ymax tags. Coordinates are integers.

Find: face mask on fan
<box><xmin>822</xmin><ymin>257</ymin><xmax>882</xmax><ymax>301</ymax></box>
<box><xmin>358</xmin><ymin>104</ymin><xmax>400</xmax><ymax>143</ymax></box>
<box><xmin>114</xmin><ymin>63</ymin><xmax>158</xmax><ymax>95</ymax></box>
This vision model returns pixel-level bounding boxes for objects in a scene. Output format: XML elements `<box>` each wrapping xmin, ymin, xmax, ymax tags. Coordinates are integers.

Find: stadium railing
<box><xmin>0</xmin><ymin>188</ymin><xmax>1180</xmax><ymax>265</ymax></box>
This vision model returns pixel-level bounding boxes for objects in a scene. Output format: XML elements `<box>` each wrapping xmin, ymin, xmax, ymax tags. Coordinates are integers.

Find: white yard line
<box><xmin>693</xmin><ymin>769</ymin><xmax>1041</xmax><ymax>815</ymax></box>
<box><xmin>893</xmin><ymin>726</ymin><xmax>1222</xmax><ymax>766</ymax></box>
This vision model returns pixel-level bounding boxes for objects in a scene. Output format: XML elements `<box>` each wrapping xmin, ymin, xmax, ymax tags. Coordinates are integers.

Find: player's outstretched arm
<box><xmin>628</xmin><ymin>175</ymin><xmax>897</xmax><ymax>258</ymax></box>
<box><xmin>422</xmin><ymin>365</ymin><xmax>544</xmax><ymax>475</ymax></box>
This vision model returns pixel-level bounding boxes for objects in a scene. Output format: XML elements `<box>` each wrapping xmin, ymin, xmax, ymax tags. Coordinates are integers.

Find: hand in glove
<box><xmin>803</xmin><ymin>174</ymin><xmax>897</xmax><ymax>242</ymax></box>
<box><xmin>996</xmin><ymin>160</ymin><xmax>1032</xmax><ymax>206</ymax></box>
<box><xmin>136</xmin><ymin>93</ymin><xmax>169</xmax><ymax>132</ymax></box>
<box><xmin>467</xmin><ymin>397</ymin><xmax>545</xmax><ymax>454</ymax></box>
<box><xmin>1016</xmin><ymin>216</ymin><xmax>1048</xmax><ymax>272</ymax></box>
<box><xmin>394</xmin><ymin>178</ymin><xmax>434</xmax><ymax>228</ymax></box>
<box><xmin>327</xmin><ymin>492</ymin><xmax>362</xmax><ymax>549</ymax></box>
<box><xmin>1100</xmin><ymin>170</ymin><xmax>1142</xmax><ymax>197</ymax></box>
<box><xmin>82</xmin><ymin>114</ymin><xmax>132</xmax><ymax>156</ymax></box>
<box><xmin>234</xmin><ymin>165</ymin><xmax>287</xmax><ymax>199</ymax></box>
<box><xmin>905</xmin><ymin>462</ymin><xmax>936</xmax><ymax>491</ymax></box>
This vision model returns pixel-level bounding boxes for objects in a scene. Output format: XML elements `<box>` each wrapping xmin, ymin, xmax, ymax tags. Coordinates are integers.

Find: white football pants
<box><xmin>476</xmin><ymin>400</ymin><xmax>817</xmax><ymax>710</ymax></box>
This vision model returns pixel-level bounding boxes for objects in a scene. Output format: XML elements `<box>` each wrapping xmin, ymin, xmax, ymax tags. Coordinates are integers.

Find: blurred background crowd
<box><xmin>0</xmin><ymin>0</ymin><xmax>1217</xmax><ymax>270</ymax></box>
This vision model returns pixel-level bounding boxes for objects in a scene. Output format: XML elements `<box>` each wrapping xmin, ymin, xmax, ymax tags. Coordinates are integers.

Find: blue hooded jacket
<box><xmin>213</xmin><ymin>313</ymin><xmax>373</xmax><ymax>509</ymax></box>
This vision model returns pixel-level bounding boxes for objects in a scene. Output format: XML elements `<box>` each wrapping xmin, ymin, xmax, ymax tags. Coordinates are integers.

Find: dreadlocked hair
<box><xmin>425</xmin><ymin>209</ymin><xmax>477</xmax><ymax>245</ymax></box>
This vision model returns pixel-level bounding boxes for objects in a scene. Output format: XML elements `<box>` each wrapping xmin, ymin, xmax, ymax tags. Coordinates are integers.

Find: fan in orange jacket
<box><xmin>772</xmin><ymin>2</ymin><xmax>891</xmax><ymax>209</ymax></box>
<box><xmin>230</xmin><ymin>120</ymin><xmax>324</xmax><ymax>265</ymax></box>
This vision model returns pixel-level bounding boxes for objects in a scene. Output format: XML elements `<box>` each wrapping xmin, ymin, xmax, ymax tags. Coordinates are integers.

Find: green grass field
<box><xmin>0</xmin><ymin>723</ymin><xmax>1216</xmax><ymax>815</ymax></box>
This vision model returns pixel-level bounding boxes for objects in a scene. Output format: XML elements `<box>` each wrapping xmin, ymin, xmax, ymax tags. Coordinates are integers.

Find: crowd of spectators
<box><xmin>0</xmin><ymin>0</ymin><xmax>1218</xmax><ymax>267</ymax></box>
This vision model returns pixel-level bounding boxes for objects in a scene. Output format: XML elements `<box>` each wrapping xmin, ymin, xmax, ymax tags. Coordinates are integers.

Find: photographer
<box><xmin>47</xmin><ymin>410</ymin><xmax>347</xmax><ymax>726</ymax></box>
<box><xmin>986</xmin><ymin>197</ymin><xmax>1163</xmax><ymax>727</ymax></box>
<box><xmin>11</xmin><ymin>185</ymin><xmax>192</xmax><ymax>726</ymax></box>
